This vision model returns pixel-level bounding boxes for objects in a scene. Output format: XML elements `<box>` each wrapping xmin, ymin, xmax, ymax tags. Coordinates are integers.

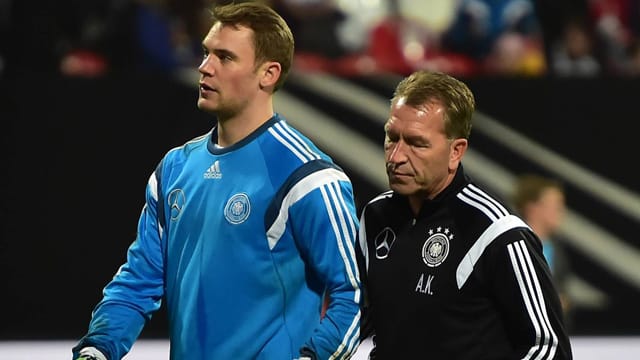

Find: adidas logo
<box><xmin>204</xmin><ymin>160</ymin><xmax>222</xmax><ymax>179</ymax></box>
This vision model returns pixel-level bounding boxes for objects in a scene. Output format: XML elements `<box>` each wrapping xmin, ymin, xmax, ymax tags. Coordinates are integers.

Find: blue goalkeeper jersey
<box><xmin>73</xmin><ymin>114</ymin><xmax>361</xmax><ymax>359</ymax></box>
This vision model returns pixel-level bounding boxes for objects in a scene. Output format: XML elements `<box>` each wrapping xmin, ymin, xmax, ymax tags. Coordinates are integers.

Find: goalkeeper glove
<box><xmin>77</xmin><ymin>347</ymin><xmax>107</xmax><ymax>360</ymax></box>
<box><xmin>298</xmin><ymin>347</ymin><xmax>317</xmax><ymax>360</ymax></box>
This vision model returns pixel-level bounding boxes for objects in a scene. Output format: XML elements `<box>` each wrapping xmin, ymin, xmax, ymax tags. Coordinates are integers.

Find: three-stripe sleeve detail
<box><xmin>456</xmin><ymin>184</ymin><xmax>557</xmax><ymax>358</ymax></box>
<box><xmin>268</xmin><ymin>122</ymin><xmax>321</xmax><ymax>162</ymax></box>
<box><xmin>508</xmin><ymin>240</ymin><xmax>559</xmax><ymax>360</ymax></box>
<box><xmin>457</xmin><ymin>184</ymin><xmax>511</xmax><ymax>222</ymax></box>
<box><xmin>321</xmin><ymin>180</ymin><xmax>361</xmax><ymax>359</ymax></box>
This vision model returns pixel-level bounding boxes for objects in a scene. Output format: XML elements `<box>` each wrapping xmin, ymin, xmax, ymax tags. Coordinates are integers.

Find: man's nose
<box><xmin>387</xmin><ymin>141</ymin><xmax>406</xmax><ymax>164</ymax></box>
<box><xmin>198</xmin><ymin>55</ymin><xmax>213</xmax><ymax>75</ymax></box>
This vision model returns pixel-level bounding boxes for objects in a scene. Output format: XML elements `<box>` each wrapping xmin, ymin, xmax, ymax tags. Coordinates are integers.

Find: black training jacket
<box><xmin>356</xmin><ymin>165</ymin><xmax>573</xmax><ymax>359</ymax></box>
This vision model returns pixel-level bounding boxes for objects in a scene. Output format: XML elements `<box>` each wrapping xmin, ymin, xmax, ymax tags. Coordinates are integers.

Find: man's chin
<box><xmin>389</xmin><ymin>182</ymin><xmax>414</xmax><ymax>195</ymax></box>
<box><xmin>197</xmin><ymin>99</ymin><xmax>218</xmax><ymax>113</ymax></box>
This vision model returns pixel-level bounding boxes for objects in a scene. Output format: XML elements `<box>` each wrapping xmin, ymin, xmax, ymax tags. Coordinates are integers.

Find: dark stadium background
<box><xmin>1</xmin><ymin>72</ymin><xmax>639</xmax><ymax>340</ymax></box>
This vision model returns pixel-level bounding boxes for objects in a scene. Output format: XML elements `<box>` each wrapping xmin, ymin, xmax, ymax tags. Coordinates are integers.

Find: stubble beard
<box><xmin>198</xmin><ymin>95</ymin><xmax>242</xmax><ymax>122</ymax></box>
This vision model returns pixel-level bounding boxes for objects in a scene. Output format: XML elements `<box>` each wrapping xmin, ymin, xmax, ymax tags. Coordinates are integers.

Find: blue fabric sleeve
<box><xmin>289</xmin><ymin>168</ymin><xmax>361</xmax><ymax>359</ymax></box>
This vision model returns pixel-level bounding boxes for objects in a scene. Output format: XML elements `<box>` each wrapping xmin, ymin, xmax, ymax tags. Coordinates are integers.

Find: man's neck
<box><xmin>216</xmin><ymin>100</ymin><xmax>274</xmax><ymax>147</ymax></box>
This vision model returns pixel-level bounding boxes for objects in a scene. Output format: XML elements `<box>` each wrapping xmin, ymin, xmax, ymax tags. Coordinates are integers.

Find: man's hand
<box><xmin>298</xmin><ymin>346</ymin><xmax>316</xmax><ymax>360</ymax></box>
<box><xmin>76</xmin><ymin>347</ymin><xmax>107</xmax><ymax>360</ymax></box>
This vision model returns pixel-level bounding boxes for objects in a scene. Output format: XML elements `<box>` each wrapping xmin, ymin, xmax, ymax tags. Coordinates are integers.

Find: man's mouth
<box><xmin>199</xmin><ymin>82</ymin><xmax>215</xmax><ymax>92</ymax></box>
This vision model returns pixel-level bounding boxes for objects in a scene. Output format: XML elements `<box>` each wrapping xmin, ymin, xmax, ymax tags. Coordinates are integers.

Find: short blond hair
<box><xmin>392</xmin><ymin>70</ymin><xmax>475</xmax><ymax>140</ymax></box>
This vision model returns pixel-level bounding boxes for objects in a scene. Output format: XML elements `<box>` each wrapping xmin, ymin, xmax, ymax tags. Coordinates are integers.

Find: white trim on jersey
<box><xmin>148</xmin><ymin>172</ymin><xmax>158</xmax><ymax>202</ymax></box>
<box><xmin>508</xmin><ymin>240</ymin><xmax>559</xmax><ymax>360</ymax></box>
<box><xmin>368</xmin><ymin>190</ymin><xmax>393</xmax><ymax>205</ymax></box>
<box><xmin>455</xmin><ymin>215</ymin><xmax>529</xmax><ymax>289</ymax></box>
<box><xmin>325</xmin><ymin>181</ymin><xmax>361</xmax><ymax>296</ymax></box>
<box><xmin>269</xmin><ymin>122</ymin><xmax>321</xmax><ymax>162</ymax></box>
<box><xmin>265</xmin><ymin>167</ymin><xmax>359</xmax><ymax>359</ymax></box>
<box><xmin>266</xmin><ymin>168</ymin><xmax>350</xmax><ymax>249</ymax></box>
<box><xmin>275</xmin><ymin>122</ymin><xmax>321</xmax><ymax>160</ymax></box>
<box><xmin>359</xmin><ymin>191</ymin><xmax>393</xmax><ymax>274</ymax></box>
<box><xmin>320</xmin><ymin>182</ymin><xmax>361</xmax><ymax>359</ymax></box>
<box><xmin>457</xmin><ymin>184</ymin><xmax>510</xmax><ymax>221</ymax></box>
<box><xmin>358</xmin><ymin>212</ymin><xmax>370</xmax><ymax>272</ymax></box>
<box><xmin>320</xmin><ymin>183</ymin><xmax>359</xmax><ymax>297</ymax></box>
<box><xmin>148</xmin><ymin>172</ymin><xmax>163</xmax><ymax>238</ymax></box>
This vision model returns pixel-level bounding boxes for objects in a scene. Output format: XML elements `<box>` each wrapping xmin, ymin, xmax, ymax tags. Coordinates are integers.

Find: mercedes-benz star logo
<box><xmin>167</xmin><ymin>189</ymin><xmax>186</xmax><ymax>221</ymax></box>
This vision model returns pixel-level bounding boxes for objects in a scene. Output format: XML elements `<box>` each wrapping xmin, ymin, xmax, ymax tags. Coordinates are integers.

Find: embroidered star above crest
<box><xmin>428</xmin><ymin>227</ymin><xmax>455</xmax><ymax>240</ymax></box>
<box><xmin>444</xmin><ymin>228</ymin><xmax>454</xmax><ymax>240</ymax></box>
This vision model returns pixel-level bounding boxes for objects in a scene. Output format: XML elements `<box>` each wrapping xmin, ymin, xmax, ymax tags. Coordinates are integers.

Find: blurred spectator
<box><xmin>269</xmin><ymin>0</ymin><xmax>639</xmax><ymax>77</ymax></box>
<box><xmin>57</xmin><ymin>0</ymin><xmax>135</xmax><ymax>77</ymax></box>
<box><xmin>131</xmin><ymin>0</ymin><xmax>211</xmax><ymax>73</ymax></box>
<box><xmin>483</xmin><ymin>31</ymin><xmax>546</xmax><ymax>76</ymax></box>
<box><xmin>512</xmin><ymin>174</ymin><xmax>574</xmax><ymax>330</ymax></box>
<box><xmin>534</xmin><ymin>0</ymin><xmax>589</xmax><ymax>73</ymax></box>
<box><xmin>4</xmin><ymin>0</ymin><xmax>210</xmax><ymax>77</ymax></box>
<box><xmin>339</xmin><ymin>0</ymin><xmax>479</xmax><ymax>77</ymax></box>
<box><xmin>550</xmin><ymin>17</ymin><xmax>602</xmax><ymax>77</ymax></box>
<box><xmin>332</xmin><ymin>0</ymin><xmax>389</xmax><ymax>55</ymax></box>
<box><xmin>7</xmin><ymin>0</ymin><xmax>634</xmax><ymax>78</ymax></box>
<box><xmin>441</xmin><ymin>0</ymin><xmax>541</xmax><ymax>65</ymax></box>
<box><xmin>537</xmin><ymin>0</ymin><xmax>640</xmax><ymax>77</ymax></box>
<box><xmin>364</xmin><ymin>0</ymin><xmax>445</xmax><ymax>75</ymax></box>
<box><xmin>624</xmin><ymin>38</ymin><xmax>640</xmax><ymax>75</ymax></box>
<box><xmin>588</xmin><ymin>0</ymin><xmax>636</xmax><ymax>74</ymax></box>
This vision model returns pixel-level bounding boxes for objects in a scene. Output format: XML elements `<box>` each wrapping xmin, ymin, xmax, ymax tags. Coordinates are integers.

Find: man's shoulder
<box><xmin>364</xmin><ymin>190</ymin><xmax>395</xmax><ymax>208</ymax></box>
<box><xmin>361</xmin><ymin>191</ymin><xmax>399</xmax><ymax>223</ymax></box>
<box><xmin>452</xmin><ymin>182</ymin><xmax>511</xmax><ymax>214</ymax></box>
<box><xmin>449</xmin><ymin>182</ymin><xmax>524</xmax><ymax>238</ymax></box>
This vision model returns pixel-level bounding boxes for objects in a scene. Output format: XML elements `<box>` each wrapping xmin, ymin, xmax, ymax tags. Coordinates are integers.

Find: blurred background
<box><xmin>1</xmin><ymin>0</ymin><xmax>639</xmax><ymax>356</ymax></box>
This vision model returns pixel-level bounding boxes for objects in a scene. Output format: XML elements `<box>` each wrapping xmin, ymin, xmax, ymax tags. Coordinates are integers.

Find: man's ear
<box><xmin>259</xmin><ymin>61</ymin><xmax>281</xmax><ymax>90</ymax></box>
<box><xmin>449</xmin><ymin>138</ymin><xmax>468</xmax><ymax>169</ymax></box>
